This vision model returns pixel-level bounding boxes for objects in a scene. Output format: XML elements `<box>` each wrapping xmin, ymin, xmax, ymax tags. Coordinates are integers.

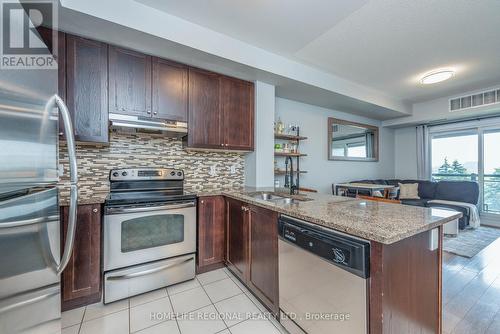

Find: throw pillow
<box><xmin>398</xmin><ymin>183</ymin><xmax>420</xmax><ymax>199</ymax></box>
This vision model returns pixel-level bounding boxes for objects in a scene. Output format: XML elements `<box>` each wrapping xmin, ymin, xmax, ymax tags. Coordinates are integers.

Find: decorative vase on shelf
<box><xmin>276</xmin><ymin>117</ymin><xmax>284</xmax><ymax>134</ymax></box>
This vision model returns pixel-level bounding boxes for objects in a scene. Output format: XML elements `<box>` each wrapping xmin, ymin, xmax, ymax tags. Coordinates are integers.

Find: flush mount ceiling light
<box><xmin>420</xmin><ymin>70</ymin><xmax>455</xmax><ymax>85</ymax></box>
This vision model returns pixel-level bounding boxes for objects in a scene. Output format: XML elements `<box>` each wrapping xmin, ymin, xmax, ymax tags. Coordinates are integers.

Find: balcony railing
<box><xmin>431</xmin><ymin>173</ymin><xmax>500</xmax><ymax>213</ymax></box>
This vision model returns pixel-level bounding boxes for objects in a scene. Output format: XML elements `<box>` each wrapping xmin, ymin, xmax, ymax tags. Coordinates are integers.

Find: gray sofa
<box><xmin>341</xmin><ymin>179</ymin><xmax>479</xmax><ymax>229</ymax></box>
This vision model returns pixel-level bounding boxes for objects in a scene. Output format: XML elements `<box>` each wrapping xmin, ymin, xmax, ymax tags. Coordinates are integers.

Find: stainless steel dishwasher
<box><xmin>278</xmin><ymin>215</ymin><xmax>370</xmax><ymax>334</ymax></box>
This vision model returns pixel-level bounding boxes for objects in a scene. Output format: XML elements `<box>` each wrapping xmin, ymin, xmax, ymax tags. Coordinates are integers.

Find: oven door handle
<box><xmin>106</xmin><ymin>201</ymin><xmax>196</xmax><ymax>214</ymax></box>
<box><xmin>106</xmin><ymin>257</ymin><xmax>194</xmax><ymax>281</ymax></box>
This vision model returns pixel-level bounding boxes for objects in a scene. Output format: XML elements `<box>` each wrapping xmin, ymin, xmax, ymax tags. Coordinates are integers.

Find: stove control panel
<box><xmin>109</xmin><ymin>168</ymin><xmax>184</xmax><ymax>181</ymax></box>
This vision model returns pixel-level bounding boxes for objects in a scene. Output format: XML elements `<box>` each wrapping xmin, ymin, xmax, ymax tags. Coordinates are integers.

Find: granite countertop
<box><xmin>58</xmin><ymin>186</ymin><xmax>461</xmax><ymax>244</ymax></box>
<box><xmin>222</xmin><ymin>189</ymin><xmax>462</xmax><ymax>245</ymax></box>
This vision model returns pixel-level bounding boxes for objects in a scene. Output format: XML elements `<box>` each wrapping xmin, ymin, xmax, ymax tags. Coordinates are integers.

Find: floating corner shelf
<box><xmin>274</xmin><ymin>133</ymin><xmax>308</xmax><ymax>141</ymax></box>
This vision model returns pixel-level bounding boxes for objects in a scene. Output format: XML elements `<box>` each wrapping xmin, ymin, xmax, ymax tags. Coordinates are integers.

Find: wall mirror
<box><xmin>328</xmin><ymin>118</ymin><xmax>379</xmax><ymax>161</ymax></box>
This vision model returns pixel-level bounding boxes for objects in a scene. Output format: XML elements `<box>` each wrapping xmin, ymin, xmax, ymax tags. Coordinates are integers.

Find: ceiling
<box><xmin>136</xmin><ymin>0</ymin><xmax>500</xmax><ymax>103</ymax></box>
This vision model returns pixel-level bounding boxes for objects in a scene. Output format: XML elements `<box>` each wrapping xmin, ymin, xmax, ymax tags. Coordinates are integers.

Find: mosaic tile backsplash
<box><xmin>58</xmin><ymin>132</ymin><xmax>245</xmax><ymax>204</ymax></box>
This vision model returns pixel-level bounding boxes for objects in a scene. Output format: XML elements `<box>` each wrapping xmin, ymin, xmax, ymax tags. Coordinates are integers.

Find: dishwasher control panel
<box><xmin>279</xmin><ymin>215</ymin><xmax>370</xmax><ymax>278</ymax></box>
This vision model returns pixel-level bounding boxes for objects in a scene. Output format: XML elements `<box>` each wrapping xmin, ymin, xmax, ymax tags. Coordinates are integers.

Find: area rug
<box><xmin>444</xmin><ymin>226</ymin><xmax>500</xmax><ymax>258</ymax></box>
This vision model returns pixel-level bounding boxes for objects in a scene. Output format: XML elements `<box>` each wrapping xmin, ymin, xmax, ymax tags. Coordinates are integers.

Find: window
<box><xmin>483</xmin><ymin>130</ymin><xmax>500</xmax><ymax>213</ymax></box>
<box><xmin>431</xmin><ymin>131</ymin><xmax>478</xmax><ymax>182</ymax></box>
<box><xmin>429</xmin><ymin>121</ymin><xmax>500</xmax><ymax>216</ymax></box>
<box><xmin>347</xmin><ymin>143</ymin><xmax>367</xmax><ymax>158</ymax></box>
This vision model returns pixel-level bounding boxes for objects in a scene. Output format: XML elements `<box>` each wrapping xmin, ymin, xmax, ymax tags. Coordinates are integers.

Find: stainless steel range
<box><xmin>103</xmin><ymin>168</ymin><xmax>197</xmax><ymax>303</ymax></box>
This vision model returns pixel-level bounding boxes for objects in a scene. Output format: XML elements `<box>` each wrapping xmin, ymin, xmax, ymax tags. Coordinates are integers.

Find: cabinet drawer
<box><xmin>0</xmin><ymin>284</ymin><xmax>60</xmax><ymax>334</ymax></box>
<box><xmin>104</xmin><ymin>254</ymin><xmax>195</xmax><ymax>303</ymax></box>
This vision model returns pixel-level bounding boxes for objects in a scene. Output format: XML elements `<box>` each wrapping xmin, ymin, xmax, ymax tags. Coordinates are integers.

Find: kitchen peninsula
<box><xmin>198</xmin><ymin>190</ymin><xmax>461</xmax><ymax>334</ymax></box>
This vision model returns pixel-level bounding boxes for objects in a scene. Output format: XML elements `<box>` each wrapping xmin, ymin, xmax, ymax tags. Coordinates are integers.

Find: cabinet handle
<box><xmin>147</xmin><ymin>110</ymin><xmax>151</xmax><ymax>114</ymax></box>
<box><xmin>92</xmin><ymin>208</ymin><xmax>98</xmax><ymax>213</ymax></box>
<box><xmin>201</xmin><ymin>200</ymin><xmax>204</xmax><ymax>204</ymax></box>
<box><xmin>153</xmin><ymin>111</ymin><xmax>157</xmax><ymax>115</ymax></box>
<box><xmin>121</xmin><ymin>107</ymin><xmax>125</xmax><ymax>111</ymax></box>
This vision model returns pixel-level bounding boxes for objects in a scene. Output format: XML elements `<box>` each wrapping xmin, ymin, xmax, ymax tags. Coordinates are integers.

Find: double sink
<box><xmin>248</xmin><ymin>192</ymin><xmax>311</xmax><ymax>205</ymax></box>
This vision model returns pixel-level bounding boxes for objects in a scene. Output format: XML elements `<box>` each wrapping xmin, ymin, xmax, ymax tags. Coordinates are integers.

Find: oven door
<box><xmin>104</xmin><ymin>201</ymin><xmax>196</xmax><ymax>271</ymax></box>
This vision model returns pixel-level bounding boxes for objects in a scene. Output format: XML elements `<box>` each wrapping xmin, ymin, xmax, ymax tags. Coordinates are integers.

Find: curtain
<box><xmin>416</xmin><ymin>125</ymin><xmax>430</xmax><ymax>180</ymax></box>
<box><xmin>365</xmin><ymin>132</ymin><xmax>373</xmax><ymax>158</ymax></box>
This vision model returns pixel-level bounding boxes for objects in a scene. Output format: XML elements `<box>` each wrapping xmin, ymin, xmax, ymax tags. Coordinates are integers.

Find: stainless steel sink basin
<box><xmin>276</xmin><ymin>198</ymin><xmax>296</xmax><ymax>205</ymax></box>
<box><xmin>247</xmin><ymin>192</ymin><xmax>305</xmax><ymax>205</ymax></box>
<box><xmin>249</xmin><ymin>192</ymin><xmax>285</xmax><ymax>201</ymax></box>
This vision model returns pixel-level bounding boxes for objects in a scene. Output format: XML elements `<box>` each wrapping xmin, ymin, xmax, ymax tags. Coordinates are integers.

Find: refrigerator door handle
<box><xmin>53</xmin><ymin>94</ymin><xmax>78</xmax><ymax>184</ymax></box>
<box><xmin>58</xmin><ymin>184</ymin><xmax>77</xmax><ymax>274</ymax></box>
<box><xmin>52</xmin><ymin>94</ymin><xmax>79</xmax><ymax>275</ymax></box>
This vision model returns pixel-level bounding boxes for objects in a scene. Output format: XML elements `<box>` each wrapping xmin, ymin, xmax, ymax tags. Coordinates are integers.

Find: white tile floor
<box><xmin>62</xmin><ymin>268</ymin><xmax>287</xmax><ymax>334</ymax></box>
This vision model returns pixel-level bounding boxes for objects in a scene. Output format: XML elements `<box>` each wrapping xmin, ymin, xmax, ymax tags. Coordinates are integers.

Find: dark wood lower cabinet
<box><xmin>225</xmin><ymin>198</ymin><xmax>248</xmax><ymax>281</ymax></box>
<box><xmin>247</xmin><ymin>205</ymin><xmax>279</xmax><ymax>315</ymax></box>
<box><xmin>61</xmin><ymin>204</ymin><xmax>102</xmax><ymax>311</ymax></box>
<box><xmin>369</xmin><ymin>227</ymin><xmax>442</xmax><ymax>334</ymax></box>
<box><xmin>225</xmin><ymin>198</ymin><xmax>279</xmax><ymax>314</ymax></box>
<box><xmin>197</xmin><ymin>196</ymin><xmax>225</xmax><ymax>273</ymax></box>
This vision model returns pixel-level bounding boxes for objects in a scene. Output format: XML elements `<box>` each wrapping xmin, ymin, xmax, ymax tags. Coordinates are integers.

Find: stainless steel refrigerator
<box><xmin>0</xmin><ymin>20</ymin><xmax>78</xmax><ymax>334</ymax></box>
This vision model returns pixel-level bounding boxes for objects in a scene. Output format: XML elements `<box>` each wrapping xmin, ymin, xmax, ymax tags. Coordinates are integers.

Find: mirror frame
<box><xmin>327</xmin><ymin>117</ymin><xmax>379</xmax><ymax>162</ymax></box>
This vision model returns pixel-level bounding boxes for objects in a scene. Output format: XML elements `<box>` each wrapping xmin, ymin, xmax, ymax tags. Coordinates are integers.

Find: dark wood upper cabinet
<box><xmin>226</xmin><ymin>198</ymin><xmax>248</xmax><ymax>281</ymax></box>
<box><xmin>66</xmin><ymin>35</ymin><xmax>108</xmax><ymax>143</ymax></box>
<box><xmin>40</xmin><ymin>30</ymin><xmax>253</xmax><ymax>148</ymax></box>
<box><xmin>221</xmin><ymin>76</ymin><xmax>254</xmax><ymax>151</ymax></box>
<box><xmin>36</xmin><ymin>27</ymin><xmax>66</xmax><ymax>100</ymax></box>
<box><xmin>109</xmin><ymin>46</ymin><xmax>152</xmax><ymax>116</ymax></box>
<box><xmin>152</xmin><ymin>57</ymin><xmax>188</xmax><ymax>121</ymax></box>
<box><xmin>188</xmin><ymin>68</ymin><xmax>222</xmax><ymax>149</ymax></box>
<box><xmin>61</xmin><ymin>204</ymin><xmax>102</xmax><ymax>311</ymax></box>
<box><xmin>247</xmin><ymin>205</ymin><xmax>279</xmax><ymax>315</ymax></box>
<box><xmin>197</xmin><ymin>196</ymin><xmax>225</xmax><ymax>273</ymax></box>
<box><xmin>186</xmin><ymin>68</ymin><xmax>254</xmax><ymax>151</ymax></box>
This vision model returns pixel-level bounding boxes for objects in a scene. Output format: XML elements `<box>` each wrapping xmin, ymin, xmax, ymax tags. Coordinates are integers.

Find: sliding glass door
<box><xmin>430</xmin><ymin>130</ymin><xmax>478</xmax><ymax>182</ymax></box>
<box><xmin>483</xmin><ymin>130</ymin><xmax>500</xmax><ymax>214</ymax></box>
<box><xmin>429</xmin><ymin>122</ymin><xmax>500</xmax><ymax>217</ymax></box>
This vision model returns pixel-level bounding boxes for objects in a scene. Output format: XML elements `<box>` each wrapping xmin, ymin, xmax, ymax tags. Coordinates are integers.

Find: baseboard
<box><xmin>480</xmin><ymin>215</ymin><xmax>500</xmax><ymax>228</ymax></box>
<box><xmin>482</xmin><ymin>221</ymin><xmax>500</xmax><ymax>228</ymax></box>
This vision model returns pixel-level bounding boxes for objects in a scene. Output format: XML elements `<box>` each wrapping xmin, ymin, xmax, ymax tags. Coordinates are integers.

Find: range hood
<box><xmin>109</xmin><ymin>113</ymin><xmax>187</xmax><ymax>137</ymax></box>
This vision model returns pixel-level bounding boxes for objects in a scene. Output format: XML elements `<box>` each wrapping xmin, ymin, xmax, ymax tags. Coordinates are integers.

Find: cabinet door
<box><xmin>221</xmin><ymin>77</ymin><xmax>254</xmax><ymax>151</ymax></box>
<box><xmin>226</xmin><ymin>198</ymin><xmax>248</xmax><ymax>281</ymax></box>
<box><xmin>36</xmin><ymin>27</ymin><xmax>67</xmax><ymax>138</ymax></box>
<box><xmin>36</xmin><ymin>27</ymin><xmax>66</xmax><ymax>100</ymax></box>
<box><xmin>152</xmin><ymin>58</ymin><xmax>188</xmax><ymax>121</ymax></box>
<box><xmin>109</xmin><ymin>46</ymin><xmax>152</xmax><ymax>116</ymax></box>
<box><xmin>66</xmin><ymin>35</ymin><xmax>108</xmax><ymax>143</ymax></box>
<box><xmin>188</xmin><ymin>68</ymin><xmax>222</xmax><ymax>149</ymax></box>
<box><xmin>198</xmin><ymin>196</ymin><xmax>225</xmax><ymax>272</ymax></box>
<box><xmin>61</xmin><ymin>204</ymin><xmax>102</xmax><ymax>311</ymax></box>
<box><xmin>248</xmin><ymin>205</ymin><xmax>279</xmax><ymax>314</ymax></box>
